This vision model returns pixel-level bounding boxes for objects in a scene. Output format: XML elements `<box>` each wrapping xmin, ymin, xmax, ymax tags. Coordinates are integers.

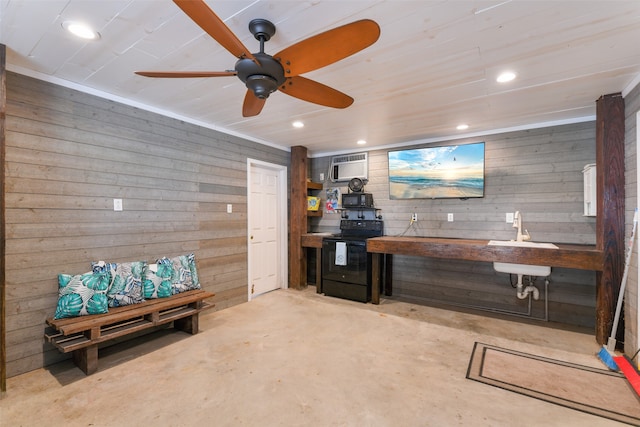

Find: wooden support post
<box><xmin>384</xmin><ymin>254</ymin><xmax>393</xmax><ymax>296</ymax></box>
<box><xmin>371</xmin><ymin>253</ymin><xmax>381</xmax><ymax>304</ymax></box>
<box><xmin>174</xmin><ymin>315</ymin><xmax>198</xmax><ymax>334</ymax></box>
<box><xmin>315</xmin><ymin>248</ymin><xmax>322</xmax><ymax>293</ymax></box>
<box><xmin>595</xmin><ymin>93</ymin><xmax>625</xmax><ymax>345</ymax></box>
<box><xmin>289</xmin><ymin>146</ymin><xmax>308</xmax><ymax>290</ymax></box>
<box><xmin>73</xmin><ymin>345</ymin><xmax>98</xmax><ymax>375</ymax></box>
<box><xmin>148</xmin><ymin>312</ymin><xmax>160</xmax><ymax>323</ymax></box>
<box><xmin>1</xmin><ymin>43</ymin><xmax>7</xmax><ymax>394</ymax></box>
<box><xmin>175</xmin><ymin>302</ymin><xmax>200</xmax><ymax>334</ymax></box>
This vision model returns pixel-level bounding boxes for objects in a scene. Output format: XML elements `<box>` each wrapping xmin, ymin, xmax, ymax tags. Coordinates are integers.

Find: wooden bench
<box><xmin>45</xmin><ymin>289</ymin><xmax>215</xmax><ymax>375</ymax></box>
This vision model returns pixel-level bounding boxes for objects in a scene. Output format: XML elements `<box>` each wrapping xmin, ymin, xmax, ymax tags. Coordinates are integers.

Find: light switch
<box><xmin>113</xmin><ymin>199</ymin><xmax>123</xmax><ymax>211</ymax></box>
<box><xmin>227</xmin><ymin>204</ymin><xmax>233</xmax><ymax>213</ymax></box>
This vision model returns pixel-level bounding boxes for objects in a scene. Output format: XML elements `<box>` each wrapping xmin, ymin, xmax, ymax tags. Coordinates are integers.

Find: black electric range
<box><xmin>321</xmin><ymin>220</ymin><xmax>383</xmax><ymax>302</ymax></box>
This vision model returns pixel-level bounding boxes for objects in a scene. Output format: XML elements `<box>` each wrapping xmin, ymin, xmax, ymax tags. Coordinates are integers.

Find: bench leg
<box><xmin>174</xmin><ymin>314</ymin><xmax>199</xmax><ymax>335</ymax></box>
<box><xmin>73</xmin><ymin>344</ymin><xmax>98</xmax><ymax>375</ymax></box>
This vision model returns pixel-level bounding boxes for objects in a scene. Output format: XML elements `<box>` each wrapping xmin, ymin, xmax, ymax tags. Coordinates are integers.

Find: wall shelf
<box><xmin>307</xmin><ymin>181</ymin><xmax>323</xmax><ymax>218</ymax></box>
<box><xmin>307</xmin><ymin>181</ymin><xmax>323</xmax><ymax>191</ymax></box>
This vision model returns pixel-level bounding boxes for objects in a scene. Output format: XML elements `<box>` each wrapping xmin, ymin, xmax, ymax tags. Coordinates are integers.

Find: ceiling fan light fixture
<box><xmin>246</xmin><ymin>75</ymin><xmax>279</xmax><ymax>99</ymax></box>
<box><xmin>62</xmin><ymin>21</ymin><xmax>100</xmax><ymax>40</ymax></box>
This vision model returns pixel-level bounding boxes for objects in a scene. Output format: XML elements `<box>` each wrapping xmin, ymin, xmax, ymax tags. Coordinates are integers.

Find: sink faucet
<box><xmin>513</xmin><ymin>211</ymin><xmax>531</xmax><ymax>242</ymax></box>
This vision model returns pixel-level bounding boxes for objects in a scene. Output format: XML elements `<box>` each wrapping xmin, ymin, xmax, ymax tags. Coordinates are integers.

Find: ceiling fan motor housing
<box><xmin>236</xmin><ymin>52</ymin><xmax>286</xmax><ymax>99</ymax></box>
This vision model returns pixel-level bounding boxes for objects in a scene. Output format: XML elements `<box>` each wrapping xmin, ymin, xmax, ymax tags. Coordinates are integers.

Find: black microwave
<box><xmin>342</xmin><ymin>193</ymin><xmax>374</xmax><ymax>208</ymax></box>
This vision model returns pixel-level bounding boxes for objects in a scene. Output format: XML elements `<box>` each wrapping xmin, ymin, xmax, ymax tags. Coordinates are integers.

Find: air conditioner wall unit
<box><xmin>329</xmin><ymin>152</ymin><xmax>368</xmax><ymax>182</ymax></box>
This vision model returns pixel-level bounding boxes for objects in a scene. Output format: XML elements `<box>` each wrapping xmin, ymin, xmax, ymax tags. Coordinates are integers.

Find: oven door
<box><xmin>322</xmin><ymin>238</ymin><xmax>368</xmax><ymax>285</ymax></box>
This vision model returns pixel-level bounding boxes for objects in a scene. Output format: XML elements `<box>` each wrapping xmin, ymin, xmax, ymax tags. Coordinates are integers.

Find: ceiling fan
<box><xmin>135</xmin><ymin>0</ymin><xmax>380</xmax><ymax>117</ymax></box>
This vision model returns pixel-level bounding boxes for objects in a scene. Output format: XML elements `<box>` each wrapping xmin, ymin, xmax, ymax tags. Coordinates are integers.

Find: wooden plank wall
<box><xmin>1</xmin><ymin>44</ymin><xmax>7</xmax><ymax>393</ymax></box>
<box><xmin>3</xmin><ymin>72</ymin><xmax>289</xmax><ymax>377</ymax></box>
<box><xmin>310</xmin><ymin>122</ymin><xmax>598</xmax><ymax>327</ymax></box>
<box><xmin>624</xmin><ymin>83</ymin><xmax>640</xmax><ymax>355</ymax></box>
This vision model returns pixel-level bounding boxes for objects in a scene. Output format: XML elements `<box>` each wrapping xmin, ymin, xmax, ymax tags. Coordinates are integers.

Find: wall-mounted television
<box><xmin>388</xmin><ymin>142</ymin><xmax>485</xmax><ymax>199</ymax></box>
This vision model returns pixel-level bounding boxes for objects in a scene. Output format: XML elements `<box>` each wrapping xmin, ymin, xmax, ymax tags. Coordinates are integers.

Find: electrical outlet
<box><xmin>447</xmin><ymin>213</ymin><xmax>454</xmax><ymax>222</ymax></box>
<box><xmin>506</xmin><ymin>212</ymin><xmax>514</xmax><ymax>223</ymax></box>
<box><xmin>319</xmin><ymin>172</ymin><xmax>325</xmax><ymax>181</ymax></box>
<box><xmin>227</xmin><ymin>204</ymin><xmax>233</xmax><ymax>213</ymax></box>
<box><xmin>113</xmin><ymin>198</ymin><xmax>123</xmax><ymax>211</ymax></box>
<box><xmin>411</xmin><ymin>213</ymin><xmax>418</xmax><ymax>222</ymax></box>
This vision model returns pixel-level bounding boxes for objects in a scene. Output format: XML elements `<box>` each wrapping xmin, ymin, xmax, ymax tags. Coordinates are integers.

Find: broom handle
<box><xmin>610</xmin><ymin>209</ymin><xmax>638</xmax><ymax>345</ymax></box>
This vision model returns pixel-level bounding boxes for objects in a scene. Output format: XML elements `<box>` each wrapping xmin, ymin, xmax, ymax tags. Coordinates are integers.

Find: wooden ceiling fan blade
<box><xmin>173</xmin><ymin>0</ymin><xmax>256</xmax><ymax>62</ymax></box>
<box><xmin>274</xmin><ymin>19</ymin><xmax>380</xmax><ymax>77</ymax></box>
<box><xmin>243</xmin><ymin>90</ymin><xmax>267</xmax><ymax>117</ymax></box>
<box><xmin>278</xmin><ymin>76</ymin><xmax>353</xmax><ymax>109</ymax></box>
<box><xmin>135</xmin><ymin>71</ymin><xmax>237</xmax><ymax>78</ymax></box>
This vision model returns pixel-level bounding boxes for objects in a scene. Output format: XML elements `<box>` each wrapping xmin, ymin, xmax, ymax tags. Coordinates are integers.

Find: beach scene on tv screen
<box><xmin>388</xmin><ymin>142</ymin><xmax>485</xmax><ymax>199</ymax></box>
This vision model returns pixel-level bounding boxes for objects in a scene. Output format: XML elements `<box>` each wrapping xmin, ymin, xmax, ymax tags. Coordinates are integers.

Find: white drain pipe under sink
<box><xmin>512</xmin><ymin>211</ymin><xmax>540</xmax><ymax>300</ymax></box>
<box><xmin>516</xmin><ymin>276</ymin><xmax>540</xmax><ymax>300</ymax></box>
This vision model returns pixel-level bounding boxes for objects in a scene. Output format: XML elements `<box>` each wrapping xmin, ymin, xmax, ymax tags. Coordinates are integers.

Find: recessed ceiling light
<box><xmin>292</xmin><ymin>121</ymin><xmax>304</xmax><ymax>128</ymax></box>
<box><xmin>62</xmin><ymin>21</ymin><xmax>100</xmax><ymax>40</ymax></box>
<box><xmin>456</xmin><ymin>124</ymin><xmax>469</xmax><ymax>130</ymax></box>
<box><xmin>496</xmin><ymin>71</ymin><xmax>516</xmax><ymax>83</ymax></box>
<box><xmin>357</xmin><ymin>140</ymin><xmax>367</xmax><ymax>145</ymax></box>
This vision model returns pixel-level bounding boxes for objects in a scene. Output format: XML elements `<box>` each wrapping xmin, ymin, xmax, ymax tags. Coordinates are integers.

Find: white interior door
<box><xmin>247</xmin><ymin>159</ymin><xmax>287</xmax><ymax>300</ymax></box>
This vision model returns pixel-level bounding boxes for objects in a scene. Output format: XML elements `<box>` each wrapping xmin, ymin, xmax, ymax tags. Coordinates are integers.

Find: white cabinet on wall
<box><xmin>583</xmin><ymin>163</ymin><xmax>596</xmax><ymax>217</ymax></box>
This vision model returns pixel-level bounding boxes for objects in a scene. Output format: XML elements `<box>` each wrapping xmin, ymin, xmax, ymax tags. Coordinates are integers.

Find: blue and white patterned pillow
<box><xmin>168</xmin><ymin>253</ymin><xmax>201</xmax><ymax>294</ymax></box>
<box><xmin>93</xmin><ymin>261</ymin><xmax>146</xmax><ymax>308</ymax></box>
<box><xmin>188</xmin><ymin>253</ymin><xmax>200</xmax><ymax>289</ymax></box>
<box><xmin>143</xmin><ymin>258</ymin><xmax>173</xmax><ymax>299</ymax></box>
<box><xmin>54</xmin><ymin>271</ymin><xmax>110</xmax><ymax>319</ymax></box>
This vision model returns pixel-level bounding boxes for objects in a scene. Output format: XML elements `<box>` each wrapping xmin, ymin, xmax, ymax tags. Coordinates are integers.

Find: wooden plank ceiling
<box><xmin>1</xmin><ymin>0</ymin><xmax>640</xmax><ymax>156</ymax></box>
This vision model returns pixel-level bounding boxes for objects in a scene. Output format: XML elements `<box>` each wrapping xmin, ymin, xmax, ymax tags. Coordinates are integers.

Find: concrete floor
<box><xmin>0</xmin><ymin>287</ymin><xmax>629</xmax><ymax>426</ymax></box>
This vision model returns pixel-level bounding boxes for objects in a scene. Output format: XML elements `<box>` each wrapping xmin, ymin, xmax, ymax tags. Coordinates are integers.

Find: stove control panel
<box><xmin>339</xmin><ymin>219</ymin><xmax>384</xmax><ymax>237</ymax></box>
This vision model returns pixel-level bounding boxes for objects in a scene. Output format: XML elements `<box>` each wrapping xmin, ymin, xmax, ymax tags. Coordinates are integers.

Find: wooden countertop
<box><xmin>301</xmin><ymin>234</ymin><xmax>602</xmax><ymax>271</ymax></box>
<box><xmin>301</xmin><ymin>233</ymin><xmax>333</xmax><ymax>248</ymax></box>
<box><xmin>367</xmin><ymin>236</ymin><xmax>602</xmax><ymax>271</ymax></box>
